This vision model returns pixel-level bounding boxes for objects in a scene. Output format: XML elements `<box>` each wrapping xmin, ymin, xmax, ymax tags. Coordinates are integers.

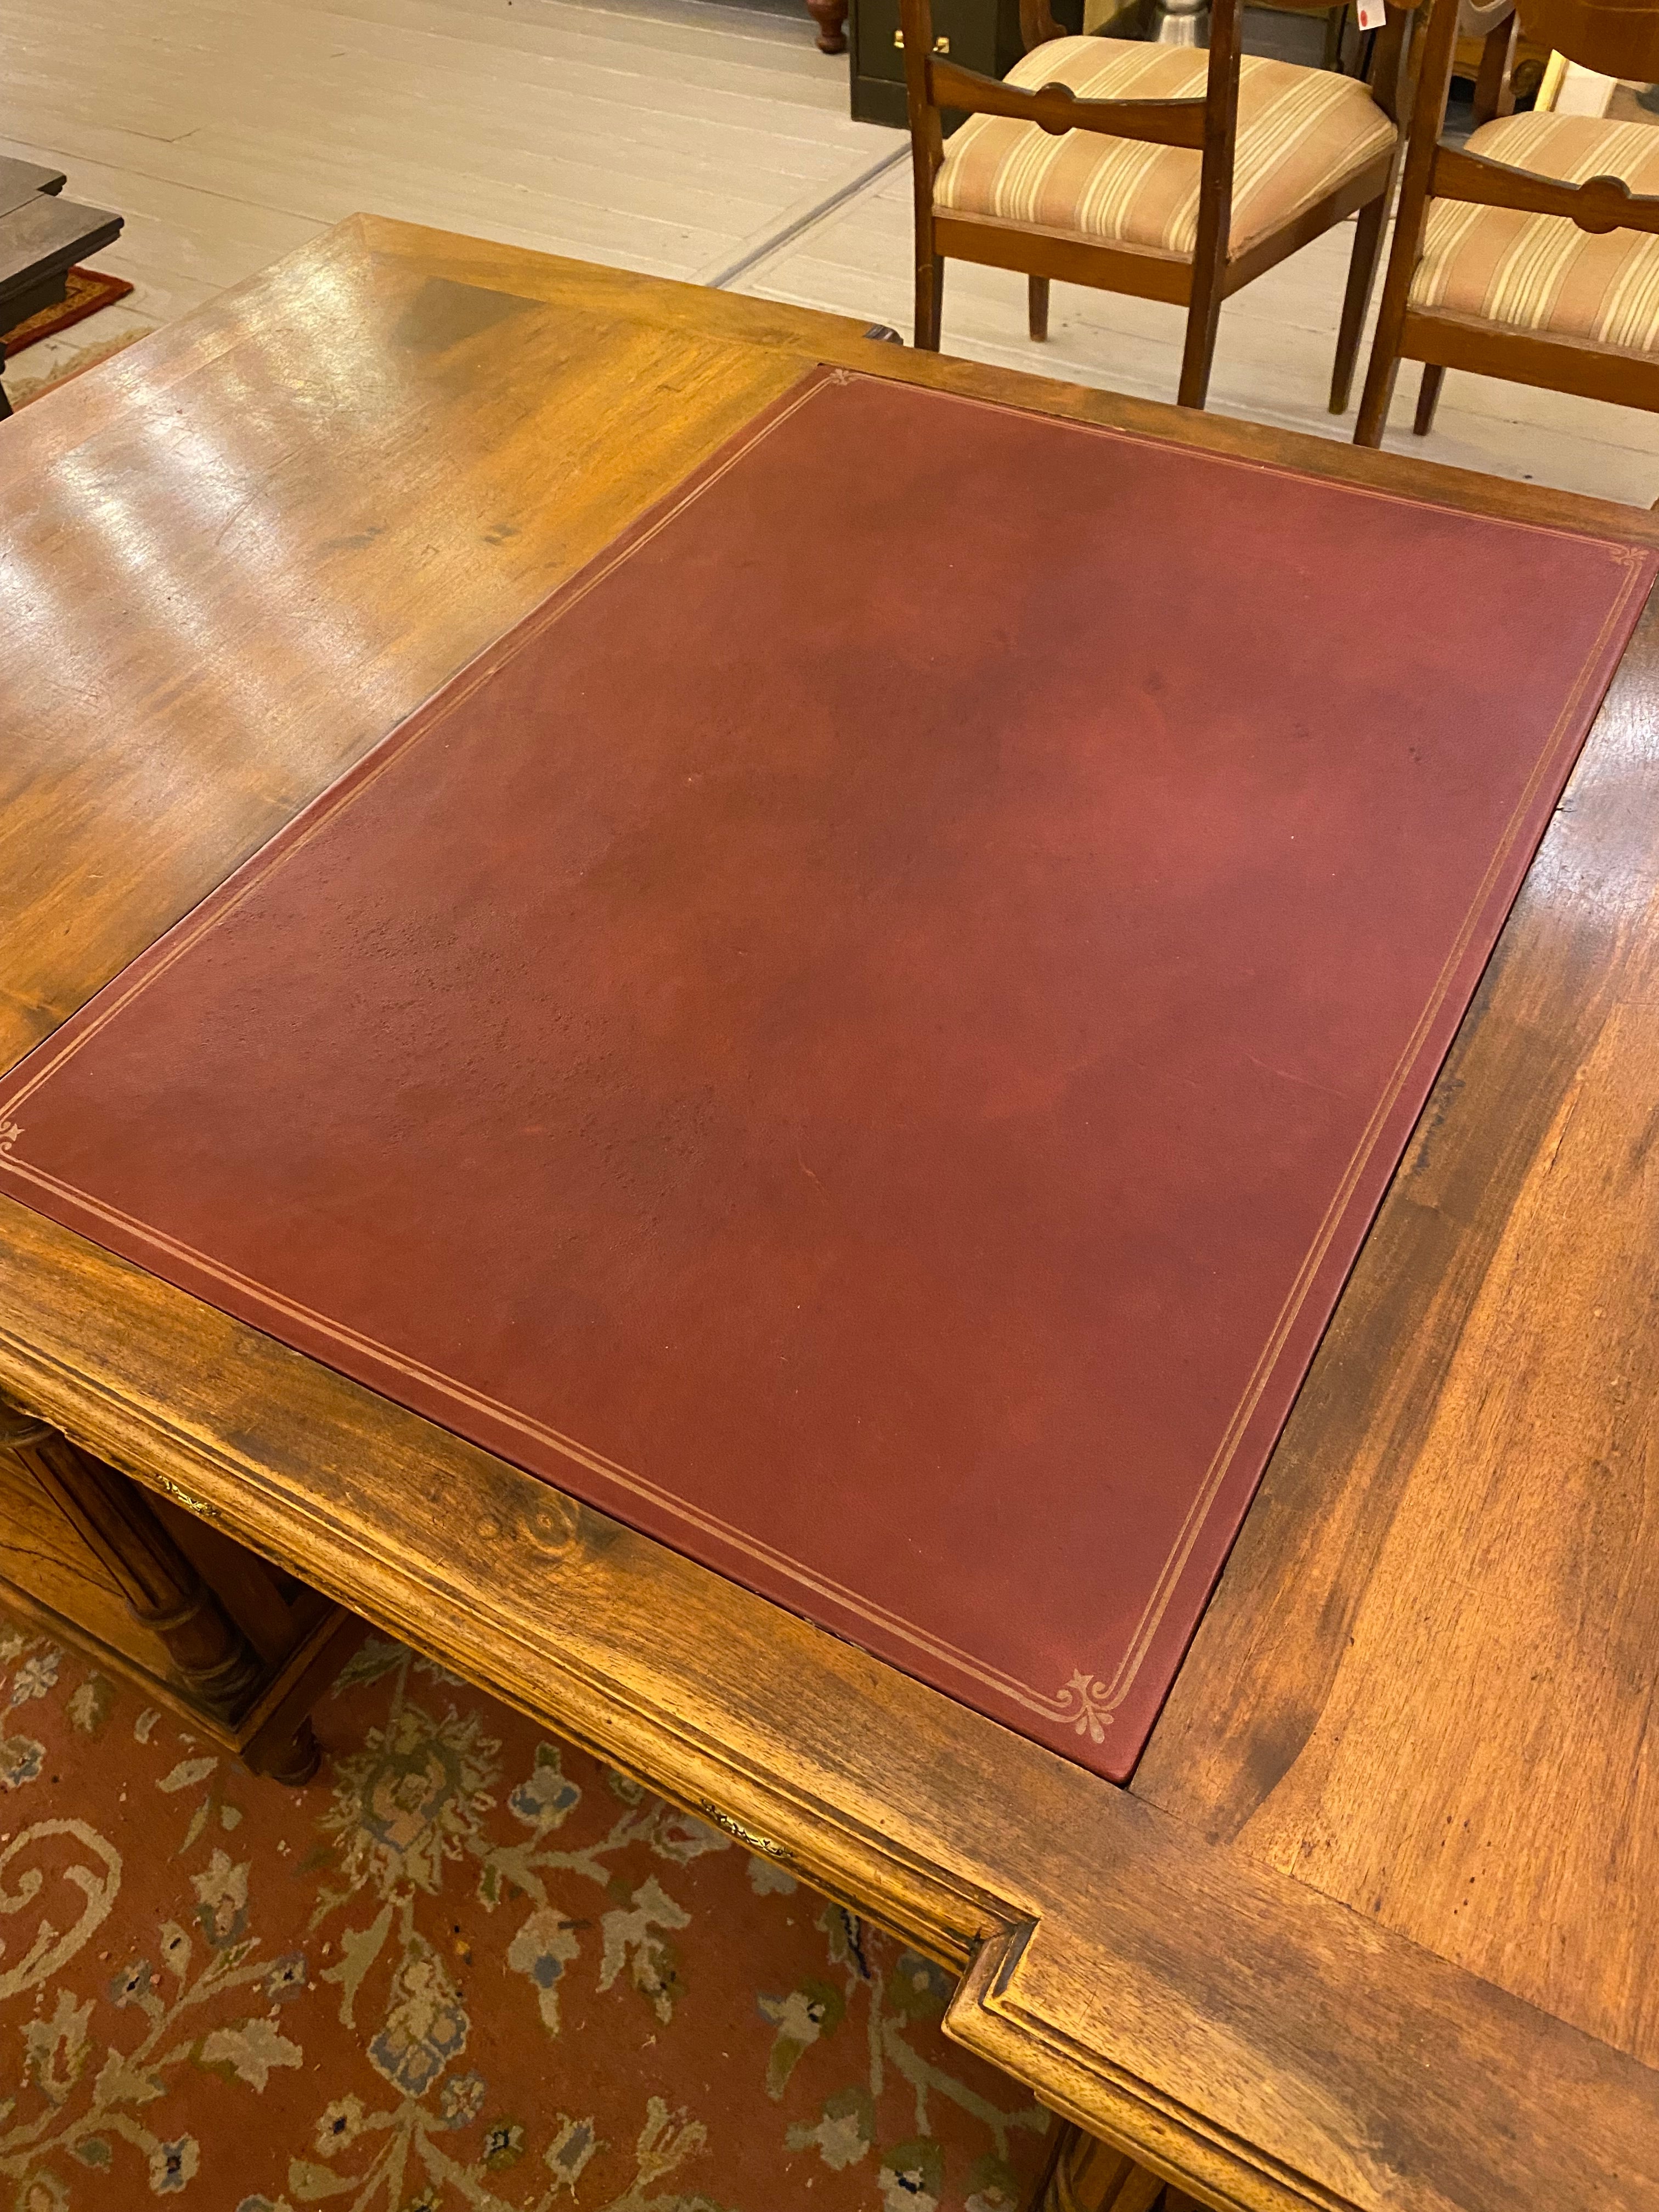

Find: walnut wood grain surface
<box><xmin>1135</xmin><ymin>602</ymin><xmax>1659</xmax><ymax>2066</ymax></box>
<box><xmin>3</xmin><ymin>215</ymin><xmax>1658</xmax><ymax>2211</ymax></box>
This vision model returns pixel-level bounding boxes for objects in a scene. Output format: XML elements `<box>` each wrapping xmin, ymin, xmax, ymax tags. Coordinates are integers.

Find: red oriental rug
<box><xmin>0</xmin><ymin>267</ymin><xmax>133</xmax><ymax>357</ymax></box>
<box><xmin>0</xmin><ymin>1605</ymin><xmax>1053</xmax><ymax>2212</ymax></box>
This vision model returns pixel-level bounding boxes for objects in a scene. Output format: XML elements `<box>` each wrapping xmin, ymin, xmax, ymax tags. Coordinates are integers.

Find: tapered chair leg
<box><xmin>1029</xmin><ymin>274</ymin><xmax>1050</xmax><ymax>342</ymax></box>
<box><xmin>1413</xmin><ymin>362</ymin><xmax>1444</xmax><ymax>435</ymax></box>
<box><xmin>915</xmin><ymin>253</ymin><xmax>944</xmax><ymax>351</ymax></box>
<box><xmin>1329</xmin><ymin>195</ymin><xmax>1388</xmax><ymax>413</ymax></box>
<box><xmin>1353</xmin><ymin>341</ymin><xmax>1399</xmax><ymax>445</ymax></box>
<box><xmin>1355</xmin><ymin>127</ymin><xmax>1421</xmax><ymax>445</ymax></box>
<box><xmin>1176</xmin><ymin>283</ymin><xmax>1223</xmax><ymax>410</ymax></box>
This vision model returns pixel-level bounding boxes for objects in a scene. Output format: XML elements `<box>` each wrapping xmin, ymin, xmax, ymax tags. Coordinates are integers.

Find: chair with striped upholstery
<box><xmin>1356</xmin><ymin>0</ymin><xmax>1659</xmax><ymax>444</ymax></box>
<box><xmin>898</xmin><ymin>0</ymin><xmax>1415</xmax><ymax>410</ymax></box>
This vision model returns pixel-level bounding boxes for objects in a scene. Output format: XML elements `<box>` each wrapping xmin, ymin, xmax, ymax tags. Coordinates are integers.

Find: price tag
<box><xmin>1356</xmin><ymin>0</ymin><xmax>1385</xmax><ymax>26</ymax></box>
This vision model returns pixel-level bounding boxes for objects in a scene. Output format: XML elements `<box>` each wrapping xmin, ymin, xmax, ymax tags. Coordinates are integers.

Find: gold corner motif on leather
<box><xmin>1053</xmin><ymin>1671</ymin><xmax>1113</xmax><ymax>1745</ymax></box>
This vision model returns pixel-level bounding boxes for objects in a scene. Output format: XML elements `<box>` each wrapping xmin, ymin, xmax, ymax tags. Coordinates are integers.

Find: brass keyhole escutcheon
<box><xmin>698</xmin><ymin>1801</ymin><xmax>792</xmax><ymax>1860</ymax></box>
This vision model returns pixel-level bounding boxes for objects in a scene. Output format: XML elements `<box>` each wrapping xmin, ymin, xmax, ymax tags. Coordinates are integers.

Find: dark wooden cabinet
<box><xmin>849</xmin><ymin>0</ymin><xmax>1085</xmax><ymax>128</ymax></box>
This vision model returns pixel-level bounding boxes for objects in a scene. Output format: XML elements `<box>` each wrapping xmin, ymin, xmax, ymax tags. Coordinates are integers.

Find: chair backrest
<box><xmin>899</xmin><ymin>0</ymin><xmax>1242</xmax><ymax>171</ymax></box>
<box><xmin>899</xmin><ymin>0</ymin><xmax>1415</xmax><ymax>271</ymax></box>
<box><xmin>1521</xmin><ymin>0</ymin><xmax>1659</xmax><ymax>81</ymax></box>
<box><xmin>1391</xmin><ymin>0</ymin><xmax>1659</xmax><ymax>279</ymax></box>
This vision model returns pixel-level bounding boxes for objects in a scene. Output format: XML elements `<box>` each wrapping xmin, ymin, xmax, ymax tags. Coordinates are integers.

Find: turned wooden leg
<box><xmin>805</xmin><ymin>0</ymin><xmax>848</xmax><ymax>53</ymax></box>
<box><xmin>245</xmin><ymin>1712</ymin><xmax>322</xmax><ymax>1785</ymax></box>
<box><xmin>236</xmin><ymin>1613</ymin><xmax>362</xmax><ymax>1786</ymax></box>
<box><xmin>0</xmin><ymin>1397</ymin><xmax>263</xmax><ymax>1726</ymax></box>
<box><xmin>1029</xmin><ymin>274</ymin><xmax>1051</xmax><ymax>342</ymax></box>
<box><xmin>1413</xmin><ymin>362</ymin><xmax>1444</xmax><ymax>436</ymax></box>
<box><xmin>1025</xmin><ymin>2121</ymin><xmax>1173</xmax><ymax>2212</ymax></box>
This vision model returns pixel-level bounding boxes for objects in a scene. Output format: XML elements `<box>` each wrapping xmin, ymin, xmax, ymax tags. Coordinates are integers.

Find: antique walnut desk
<box><xmin>3</xmin><ymin>216</ymin><xmax>1659</xmax><ymax>2212</ymax></box>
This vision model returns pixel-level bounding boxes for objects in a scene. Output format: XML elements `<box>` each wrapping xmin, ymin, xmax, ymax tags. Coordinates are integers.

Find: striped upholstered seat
<box><xmin>933</xmin><ymin>37</ymin><xmax>1397</xmax><ymax>261</ymax></box>
<box><xmin>1410</xmin><ymin>112</ymin><xmax>1659</xmax><ymax>353</ymax></box>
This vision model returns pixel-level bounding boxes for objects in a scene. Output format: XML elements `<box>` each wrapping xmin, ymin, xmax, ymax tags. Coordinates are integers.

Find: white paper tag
<box><xmin>1356</xmin><ymin>0</ymin><xmax>1384</xmax><ymax>27</ymax></box>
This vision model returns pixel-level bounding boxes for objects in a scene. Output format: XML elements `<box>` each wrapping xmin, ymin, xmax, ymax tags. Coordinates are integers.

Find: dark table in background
<box><xmin>0</xmin><ymin>156</ymin><xmax>122</xmax><ymax>418</ymax></box>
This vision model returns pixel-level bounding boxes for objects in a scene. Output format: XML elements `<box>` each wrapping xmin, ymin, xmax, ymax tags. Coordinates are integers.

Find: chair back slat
<box><xmin>926</xmin><ymin>58</ymin><xmax>1208</xmax><ymax>148</ymax></box>
<box><xmin>900</xmin><ymin>0</ymin><xmax>1244</xmax><ymax>158</ymax></box>
<box><xmin>1519</xmin><ymin>0</ymin><xmax>1659</xmax><ymax>83</ymax></box>
<box><xmin>1434</xmin><ymin>142</ymin><xmax>1659</xmax><ymax>233</ymax></box>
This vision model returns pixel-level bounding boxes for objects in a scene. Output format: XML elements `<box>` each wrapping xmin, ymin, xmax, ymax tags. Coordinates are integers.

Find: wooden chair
<box><xmin>1356</xmin><ymin>0</ymin><xmax>1659</xmax><ymax>444</ymax></box>
<box><xmin>899</xmin><ymin>0</ymin><xmax>1416</xmax><ymax>409</ymax></box>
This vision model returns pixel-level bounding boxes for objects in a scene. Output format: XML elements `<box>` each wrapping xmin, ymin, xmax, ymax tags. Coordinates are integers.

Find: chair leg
<box><xmin>1029</xmin><ymin>274</ymin><xmax>1050</xmax><ymax>342</ymax></box>
<box><xmin>1353</xmin><ymin>235</ymin><xmax>1413</xmax><ymax>447</ymax></box>
<box><xmin>1354</xmin><ymin>154</ymin><xmax>1421</xmax><ymax>447</ymax></box>
<box><xmin>1176</xmin><ymin>281</ymin><xmax>1223</xmax><ymax>410</ymax></box>
<box><xmin>1353</xmin><ymin>344</ymin><xmax>1399</xmax><ymax>446</ymax></box>
<box><xmin>1413</xmin><ymin>362</ymin><xmax>1444</xmax><ymax>435</ymax></box>
<box><xmin>915</xmin><ymin>251</ymin><xmax>944</xmax><ymax>351</ymax></box>
<box><xmin>1329</xmin><ymin>194</ymin><xmax>1387</xmax><ymax>414</ymax></box>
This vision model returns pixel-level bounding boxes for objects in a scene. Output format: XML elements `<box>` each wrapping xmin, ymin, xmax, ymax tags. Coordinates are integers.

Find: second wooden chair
<box><xmin>1355</xmin><ymin>0</ymin><xmax>1659</xmax><ymax>443</ymax></box>
<box><xmin>900</xmin><ymin>0</ymin><xmax>1416</xmax><ymax>409</ymax></box>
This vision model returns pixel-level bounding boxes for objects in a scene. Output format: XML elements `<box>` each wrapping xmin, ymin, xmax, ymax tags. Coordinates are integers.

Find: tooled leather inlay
<box><xmin>1</xmin><ymin>369</ymin><xmax>1651</xmax><ymax>1780</ymax></box>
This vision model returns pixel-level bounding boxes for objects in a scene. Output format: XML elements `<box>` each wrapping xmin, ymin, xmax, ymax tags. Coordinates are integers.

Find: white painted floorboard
<box><xmin>3</xmin><ymin>0</ymin><xmax>1656</xmax><ymax>501</ymax></box>
<box><xmin>0</xmin><ymin>0</ymin><xmax>900</xmax><ymax>392</ymax></box>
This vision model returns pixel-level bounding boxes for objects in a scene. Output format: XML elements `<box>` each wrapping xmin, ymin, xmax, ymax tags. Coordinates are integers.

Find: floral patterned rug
<box><xmin>0</xmin><ymin>1607</ymin><xmax>1053</xmax><ymax>2212</ymax></box>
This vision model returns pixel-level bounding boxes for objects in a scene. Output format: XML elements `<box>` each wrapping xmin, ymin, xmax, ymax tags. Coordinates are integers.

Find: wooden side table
<box><xmin>0</xmin><ymin>161</ymin><xmax>123</xmax><ymax>419</ymax></box>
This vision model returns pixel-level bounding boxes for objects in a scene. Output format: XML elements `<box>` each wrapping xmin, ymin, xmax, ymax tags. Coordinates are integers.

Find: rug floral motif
<box><xmin>0</xmin><ymin>1610</ymin><xmax>1051</xmax><ymax>2211</ymax></box>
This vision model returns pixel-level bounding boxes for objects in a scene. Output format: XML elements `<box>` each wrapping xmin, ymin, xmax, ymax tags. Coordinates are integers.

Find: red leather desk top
<box><xmin>2</xmin><ymin>370</ymin><xmax>1651</xmax><ymax>1780</ymax></box>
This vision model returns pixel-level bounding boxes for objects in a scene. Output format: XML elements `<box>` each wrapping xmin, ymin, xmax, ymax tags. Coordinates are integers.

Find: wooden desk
<box><xmin>2</xmin><ymin>215</ymin><xmax>1657</xmax><ymax>2212</ymax></box>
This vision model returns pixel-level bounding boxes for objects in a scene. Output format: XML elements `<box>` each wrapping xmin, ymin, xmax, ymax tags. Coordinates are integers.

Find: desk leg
<box><xmin>1028</xmin><ymin>2121</ymin><xmax>1188</xmax><ymax>2211</ymax></box>
<box><xmin>0</xmin><ymin>1397</ymin><xmax>318</xmax><ymax>1780</ymax></box>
